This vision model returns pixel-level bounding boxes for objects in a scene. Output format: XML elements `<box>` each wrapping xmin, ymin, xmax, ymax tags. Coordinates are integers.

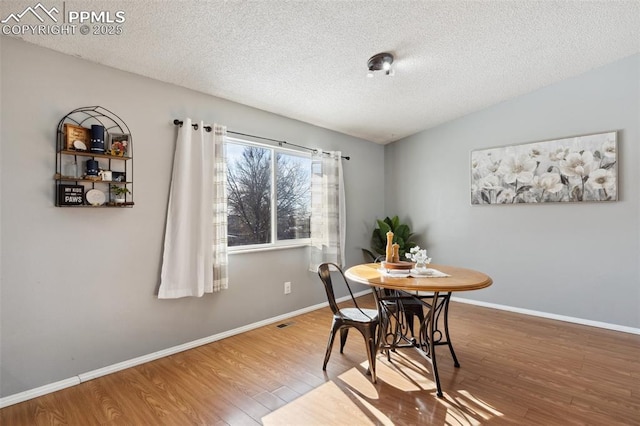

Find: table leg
<box><xmin>442</xmin><ymin>293</ymin><xmax>460</xmax><ymax>368</ymax></box>
<box><xmin>428</xmin><ymin>291</ymin><xmax>443</xmax><ymax>397</ymax></box>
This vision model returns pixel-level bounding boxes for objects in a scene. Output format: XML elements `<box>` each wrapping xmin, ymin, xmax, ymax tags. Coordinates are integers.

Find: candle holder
<box><xmin>90</xmin><ymin>124</ymin><xmax>105</xmax><ymax>153</ymax></box>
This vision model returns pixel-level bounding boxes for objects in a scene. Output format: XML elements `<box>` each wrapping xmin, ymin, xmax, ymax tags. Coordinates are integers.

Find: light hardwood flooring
<box><xmin>1</xmin><ymin>295</ymin><xmax>639</xmax><ymax>425</ymax></box>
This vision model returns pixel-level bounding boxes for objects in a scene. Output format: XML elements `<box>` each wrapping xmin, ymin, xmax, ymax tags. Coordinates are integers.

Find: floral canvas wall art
<box><xmin>471</xmin><ymin>131</ymin><xmax>617</xmax><ymax>204</ymax></box>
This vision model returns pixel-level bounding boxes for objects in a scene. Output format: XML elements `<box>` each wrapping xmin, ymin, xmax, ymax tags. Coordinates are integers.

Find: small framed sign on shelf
<box><xmin>58</xmin><ymin>184</ymin><xmax>84</xmax><ymax>206</ymax></box>
<box><xmin>108</xmin><ymin>133</ymin><xmax>130</xmax><ymax>156</ymax></box>
<box><xmin>63</xmin><ymin>123</ymin><xmax>90</xmax><ymax>151</ymax></box>
<box><xmin>111</xmin><ymin>171</ymin><xmax>126</xmax><ymax>182</ymax></box>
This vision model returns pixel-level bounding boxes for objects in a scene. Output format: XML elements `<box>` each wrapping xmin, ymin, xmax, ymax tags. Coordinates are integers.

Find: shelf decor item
<box><xmin>110</xmin><ymin>185</ymin><xmax>130</xmax><ymax>204</ymax></box>
<box><xmin>64</xmin><ymin>123</ymin><xmax>90</xmax><ymax>151</ymax></box>
<box><xmin>86</xmin><ymin>189</ymin><xmax>106</xmax><ymax>206</ymax></box>
<box><xmin>85</xmin><ymin>159</ymin><xmax>99</xmax><ymax>177</ymax></box>
<box><xmin>471</xmin><ymin>131</ymin><xmax>617</xmax><ymax>204</ymax></box>
<box><xmin>90</xmin><ymin>124</ymin><xmax>106</xmax><ymax>153</ymax></box>
<box><xmin>108</xmin><ymin>133</ymin><xmax>129</xmax><ymax>156</ymax></box>
<box><xmin>99</xmin><ymin>170</ymin><xmax>112</xmax><ymax>181</ymax></box>
<box><xmin>111</xmin><ymin>171</ymin><xmax>126</xmax><ymax>182</ymax></box>
<box><xmin>63</xmin><ymin>157</ymin><xmax>80</xmax><ymax>178</ymax></box>
<box><xmin>58</xmin><ymin>184</ymin><xmax>84</xmax><ymax>206</ymax></box>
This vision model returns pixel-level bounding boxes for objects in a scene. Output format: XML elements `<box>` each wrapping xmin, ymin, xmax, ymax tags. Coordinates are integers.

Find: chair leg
<box><xmin>339</xmin><ymin>328</ymin><xmax>349</xmax><ymax>353</ymax></box>
<box><xmin>378</xmin><ymin>310</ymin><xmax>392</xmax><ymax>362</ymax></box>
<box><xmin>323</xmin><ymin>321</ymin><xmax>339</xmax><ymax>370</ymax></box>
<box><xmin>405</xmin><ymin>311</ymin><xmax>415</xmax><ymax>337</ymax></box>
<box><xmin>415</xmin><ymin>307</ymin><xmax>425</xmax><ymax>336</ymax></box>
<box><xmin>404</xmin><ymin>304</ymin><xmax>426</xmax><ymax>338</ymax></box>
<box><xmin>363</xmin><ymin>326</ymin><xmax>378</xmax><ymax>383</ymax></box>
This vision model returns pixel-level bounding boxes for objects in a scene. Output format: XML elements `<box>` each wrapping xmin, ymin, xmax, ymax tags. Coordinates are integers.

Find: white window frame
<box><xmin>226</xmin><ymin>137</ymin><xmax>311</xmax><ymax>253</ymax></box>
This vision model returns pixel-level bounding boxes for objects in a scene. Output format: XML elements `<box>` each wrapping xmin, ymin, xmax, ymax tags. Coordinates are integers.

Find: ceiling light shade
<box><xmin>367</xmin><ymin>52</ymin><xmax>394</xmax><ymax>76</ymax></box>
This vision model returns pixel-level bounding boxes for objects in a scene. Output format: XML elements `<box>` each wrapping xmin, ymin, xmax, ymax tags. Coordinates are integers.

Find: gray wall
<box><xmin>386</xmin><ymin>54</ymin><xmax>640</xmax><ymax>329</ymax></box>
<box><xmin>0</xmin><ymin>37</ymin><xmax>385</xmax><ymax>397</ymax></box>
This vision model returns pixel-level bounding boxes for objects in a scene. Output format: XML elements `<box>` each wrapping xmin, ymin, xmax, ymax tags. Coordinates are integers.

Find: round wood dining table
<box><xmin>345</xmin><ymin>263</ymin><xmax>492</xmax><ymax>397</ymax></box>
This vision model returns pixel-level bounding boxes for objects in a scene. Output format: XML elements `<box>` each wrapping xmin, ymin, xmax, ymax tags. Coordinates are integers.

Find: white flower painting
<box><xmin>471</xmin><ymin>132</ymin><xmax>617</xmax><ymax>204</ymax></box>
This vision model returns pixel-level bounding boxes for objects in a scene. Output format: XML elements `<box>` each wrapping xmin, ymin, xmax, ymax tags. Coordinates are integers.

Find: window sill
<box><xmin>228</xmin><ymin>242</ymin><xmax>310</xmax><ymax>255</ymax></box>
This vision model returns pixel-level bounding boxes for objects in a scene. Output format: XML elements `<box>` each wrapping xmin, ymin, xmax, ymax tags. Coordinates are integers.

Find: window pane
<box><xmin>276</xmin><ymin>152</ymin><xmax>311</xmax><ymax>240</ymax></box>
<box><xmin>226</xmin><ymin>143</ymin><xmax>272</xmax><ymax>246</ymax></box>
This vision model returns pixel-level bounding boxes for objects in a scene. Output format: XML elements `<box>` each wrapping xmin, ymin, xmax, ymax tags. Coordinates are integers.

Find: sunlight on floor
<box><xmin>370</xmin><ymin>353</ymin><xmax>437</xmax><ymax>393</ymax></box>
<box><xmin>436</xmin><ymin>389</ymin><xmax>504</xmax><ymax>425</ymax></box>
<box><xmin>261</xmin><ymin>380</ymin><xmax>379</xmax><ymax>425</ymax></box>
<box><xmin>262</xmin><ymin>354</ymin><xmax>504</xmax><ymax>425</ymax></box>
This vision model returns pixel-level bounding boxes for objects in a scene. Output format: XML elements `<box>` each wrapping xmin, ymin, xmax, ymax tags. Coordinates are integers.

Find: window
<box><xmin>226</xmin><ymin>139</ymin><xmax>311</xmax><ymax>248</ymax></box>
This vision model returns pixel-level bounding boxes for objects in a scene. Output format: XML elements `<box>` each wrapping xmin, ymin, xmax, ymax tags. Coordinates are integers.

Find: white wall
<box><xmin>0</xmin><ymin>37</ymin><xmax>385</xmax><ymax>397</ymax></box>
<box><xmin>386</xmin><ymin>54</ymin><xmax>640</xmax><ymax>329</ymax></box>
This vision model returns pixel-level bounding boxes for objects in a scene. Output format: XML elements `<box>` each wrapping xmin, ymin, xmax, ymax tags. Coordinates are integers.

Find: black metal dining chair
<box><xmin>371</xmin><ymin>255</ymin><xmax>426</xmax><ymax>337</ymax></box>
<box><xmin>317</xmin><ymin>262</ymin><xmax>380</xmax><ymax>383</ymax></box>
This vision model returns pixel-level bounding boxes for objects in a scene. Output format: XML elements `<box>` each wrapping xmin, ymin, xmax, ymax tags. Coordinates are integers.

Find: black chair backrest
<box><xmin>317</xmin><ymin>262</ymin><xmax>362</xmax><ymax>316</ymax></box>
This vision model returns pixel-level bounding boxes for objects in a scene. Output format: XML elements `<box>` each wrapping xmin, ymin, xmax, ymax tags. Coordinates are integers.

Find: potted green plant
<box><xmin>369</xmin><ymin>215</ymin><xmax>417</xmax><ymax>260</ymax></box>
<box><xmin>110</xmin><ymin>185</ymin><xmax>130</xmax><ymax>204</ymax></box>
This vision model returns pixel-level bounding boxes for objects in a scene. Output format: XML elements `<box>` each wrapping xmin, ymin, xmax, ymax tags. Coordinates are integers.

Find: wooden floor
<box><xmin>2</xmin><ymin>295</ymin><xmax>639</xmax><ymax>425</ymax></box>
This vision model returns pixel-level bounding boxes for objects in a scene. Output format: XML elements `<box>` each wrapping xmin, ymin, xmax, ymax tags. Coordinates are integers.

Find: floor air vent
<box><xmin>276</xmin><ymin>322</ymin><xmax>293</xmax><ymax>328</ymax></box>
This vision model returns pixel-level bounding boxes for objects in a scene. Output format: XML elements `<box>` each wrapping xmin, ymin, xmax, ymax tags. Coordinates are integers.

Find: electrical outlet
<box><xmin>284</xmin><ymin>281</ymin><xmax>292</xmax><ymax>294</ymax></box>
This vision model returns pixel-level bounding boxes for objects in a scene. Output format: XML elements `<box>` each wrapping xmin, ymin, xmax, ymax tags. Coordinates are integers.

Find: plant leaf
<box><xmin>391</xmin><ymin>215</ymin><xmax>400</xmax><ymax>230</ymax></box>
<box><xmin>383</xmin><ymin>217</ymin><xmax>393</xmax><ymax>228</ymax></box>
<box><xmin>370</xmin><ymin>229</ymin><xmax>385</xmax><ymax>255</ymax></box>
<box><xmin>377</xmin><ymin>220</ymin><xmax>391</xmax><ymax>235</ymax></box>
<box><xmin>395</xmin><ymin>224</ymin><xmax>410</xmax><ymax>240</ymax></box>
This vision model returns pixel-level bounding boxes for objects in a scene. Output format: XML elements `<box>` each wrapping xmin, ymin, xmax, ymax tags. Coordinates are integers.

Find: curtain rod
<box><xmin>173</xmin><ymin>119</ymin><xmax>350</xmax><ymax>160</ymax></box>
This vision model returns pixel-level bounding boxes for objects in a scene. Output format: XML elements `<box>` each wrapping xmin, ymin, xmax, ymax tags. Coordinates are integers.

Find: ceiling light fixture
<box><xmin>367</xmin><ymin>52</ymin><xmax>394</xmax><ymax>77</ymax></box>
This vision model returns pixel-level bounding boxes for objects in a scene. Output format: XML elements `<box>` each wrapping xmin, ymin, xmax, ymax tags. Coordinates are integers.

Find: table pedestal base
<box><xmin>375</xmin><ymin>290</ymin><xmax>458</xmax><ymax>398</ymax></box>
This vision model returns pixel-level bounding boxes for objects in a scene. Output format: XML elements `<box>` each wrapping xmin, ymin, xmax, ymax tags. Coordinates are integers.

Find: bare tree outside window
<box><xmin>277</xmin><ymin>152</ymin><xmax>310</xmax><ymax>240</ymax></box>
<box><xmin>227</xmin><ymin>144</ymin><xmax>271</xmax><ymax>245</ymax></box>
<box><xmin>226</xmin><ymin>142</ymin><xmax>310</xmax><ymax>247</ymax></box>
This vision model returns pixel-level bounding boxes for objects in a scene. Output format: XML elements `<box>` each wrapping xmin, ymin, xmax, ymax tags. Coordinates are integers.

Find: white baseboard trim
<box><xmin>451</xmin><ymin>296</ymin><xmax>640</xmax><ymax>335</ymax></box>
<box><xmin>0</xmin><ymin>377</ymin><xmax>80</xmax><ymax>409</ymax></box>
<box><xmin>0</xmin><ymin>290</ymin><xmax>369</xmax><ymax>409</ymax></box>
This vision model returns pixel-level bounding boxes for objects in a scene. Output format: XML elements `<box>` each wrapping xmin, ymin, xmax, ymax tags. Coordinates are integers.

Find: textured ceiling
<box><xmin>2</xmin><ymin>1</ymin><xmax>640</xmax><ymax>144</ymax></box>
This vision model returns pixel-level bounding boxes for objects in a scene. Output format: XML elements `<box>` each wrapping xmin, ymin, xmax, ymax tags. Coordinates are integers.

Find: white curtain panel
<box><xmin>309</xmin><ymin>150</ymin><xmax>346</xmax><ymax>272</ymax></box>
<box><xmin>211</xmin><ymin>124</ymin><xmax>229</xmax><ymax>292</ymax></box>
<box><xmin>158</xmin><ymin>119</ymin><xmax>228</xmax><ymax>298</ymax></box>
